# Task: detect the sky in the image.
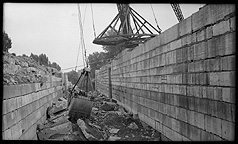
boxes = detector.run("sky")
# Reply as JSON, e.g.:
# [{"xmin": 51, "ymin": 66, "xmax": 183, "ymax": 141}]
[{"xmin": 3, "ymin": 3, "xmax": 205, "ymax": 72}]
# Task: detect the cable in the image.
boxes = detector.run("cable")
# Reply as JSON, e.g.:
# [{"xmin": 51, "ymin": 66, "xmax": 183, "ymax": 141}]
[
  {"xmin": 75, "ymin": 4, "xmax": 82, "ymax": 71},
  {"xmin": 61, "ymin": 57, "xmax": 113, "ymax": 71},
  {"xmin": 82, "ymin": 4, "xmax": 88, "ymax": 28},
  {"xmin": 70, "ymin": 4, "xmax": 94, "ymax": 94},
  {"xmin": 83, "ymin": 44, "xmax": 88, "ymax": 68},
  {"xmin": 80, "ymin": 5, "xmax": 88, "ymax": 68},
  {"xmin": 62, "ymin": 64, "xmax": 85, "ymax": 71},
  {"xmin": 150, "ymin": 4, "xmax": 162, "ymax": 33},
  {"xmin": 90, "ymin": 3, "xmax": 97, "ymax": 38},
  {"xmin": 75, "ymin": 44, "xmax": 81, "ymax": 71},
  {"xmin": 77, "ymin": 4, "xmax": 86, "ymax": 68}
]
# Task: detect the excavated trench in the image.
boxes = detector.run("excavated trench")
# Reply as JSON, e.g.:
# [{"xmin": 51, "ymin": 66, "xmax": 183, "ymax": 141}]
[{"xmin": 36, "ymin": 90, "xmax": 162, "ymax": 141}]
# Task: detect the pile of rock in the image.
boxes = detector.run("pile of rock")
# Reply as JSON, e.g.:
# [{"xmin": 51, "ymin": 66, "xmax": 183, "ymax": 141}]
[
  {"xmin": 37, "ymin": 91, "xmax": 162, "ymax": 141},
  {"xmin": 3, "ymin": 52, "xmax": 60, "ymax": 85}
]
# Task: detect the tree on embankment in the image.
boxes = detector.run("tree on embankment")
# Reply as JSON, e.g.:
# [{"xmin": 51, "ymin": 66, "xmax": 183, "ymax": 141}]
[{"xmin": 3, "ymin": 31, "xmax": 12, "ymax": 53}]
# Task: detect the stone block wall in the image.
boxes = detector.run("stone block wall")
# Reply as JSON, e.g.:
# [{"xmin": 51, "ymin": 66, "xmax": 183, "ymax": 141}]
[
  {"xmin": 95, "ymin": 4, "xmax": 235, "ymax": 141},
  {"xmin": 2, "ymin": 76, "xmax": 65, "ymax": 140},
  {"xmin": 95, "ymin": 64, "xmax": 111, "ymax": 97}
]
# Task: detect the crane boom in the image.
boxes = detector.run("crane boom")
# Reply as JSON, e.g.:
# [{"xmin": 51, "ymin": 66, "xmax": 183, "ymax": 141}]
[
  {"xmin": 117, "ymin": 4, "xmax": 132, "ymax": 35},
  {"xmin": 171, "ymin": 4, "xmax": 184, "ymax": 22}
]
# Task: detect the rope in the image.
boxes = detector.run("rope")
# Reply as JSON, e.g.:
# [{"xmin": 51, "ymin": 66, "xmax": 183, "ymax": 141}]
[
  {"xmin": 90, "ymin": 3, "xmax": 97, "ymax": 38},
  {"xmin": 150, "ymin": 4, "xmax": 162, "ymax": 32}
]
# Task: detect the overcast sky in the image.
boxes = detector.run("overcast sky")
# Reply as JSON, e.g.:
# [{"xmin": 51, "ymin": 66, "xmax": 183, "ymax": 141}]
[{"xmin": 3, "ymin": 3, "xmax": 205, "ymax": 72}]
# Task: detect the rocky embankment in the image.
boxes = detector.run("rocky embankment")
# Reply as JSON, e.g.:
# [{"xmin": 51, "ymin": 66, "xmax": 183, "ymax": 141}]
[{"xmin": 3, "ymin": 52, "xmax": 60, "ymax": 85}]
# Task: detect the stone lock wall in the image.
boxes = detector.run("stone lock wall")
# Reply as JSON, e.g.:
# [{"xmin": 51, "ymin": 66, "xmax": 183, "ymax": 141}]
[
  {"xmin": 95, "ymin": 64, "xmax": 111, "ymax": 97},
  {"xmin": 95, "ymin": 4, "xmax": 235, "ymax": 141},
  {"xmin": 2, "ymin": 75, "xmax": 67, "ymax": 140}
]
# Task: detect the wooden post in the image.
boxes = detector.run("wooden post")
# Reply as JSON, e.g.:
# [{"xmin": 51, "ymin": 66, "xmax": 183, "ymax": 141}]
[
  {"xmin": 95, "ymin": 70, "xmax": 98, "ymax": 91},
  {"xmin": 63, "ymin": 73, "xmax": 68, "ymax": 99},
  {"xmin": 108, "ymin": 66, "xmax": 112, "ymax": 100},
  {"xmin": 86, "ymin": 72, "xmax": 89, "ymax": 93},
  {"xmin": 61, "ymin": 72, "xmax": 64, "ymax": 87}
]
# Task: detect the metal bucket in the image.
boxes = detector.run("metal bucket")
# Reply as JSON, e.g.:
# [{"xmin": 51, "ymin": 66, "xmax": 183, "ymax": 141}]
[{"xmin": 68, "ymin": 96, "xmax": 93, "ymax": 123}]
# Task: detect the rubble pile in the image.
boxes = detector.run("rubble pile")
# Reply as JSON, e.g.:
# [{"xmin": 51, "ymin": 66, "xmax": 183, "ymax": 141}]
[
  {"xmin": 3, "ymin": 52, "xmax": 60, "ymax": 85},
  {"xmin": 36, "ymin": 90, "xmax": 162, "ymax": 141}
]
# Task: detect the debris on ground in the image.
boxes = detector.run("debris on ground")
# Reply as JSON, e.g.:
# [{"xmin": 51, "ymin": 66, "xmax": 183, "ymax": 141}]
[
  {"xmin": 47, "ymin": 97, "xmax": 68, "ymax": 117},
  {"xmin": 100, "ymin": 102, "xmax": 115, "ymax": 111},
  {"xmin": 109, "ymin": 128, "xmax": 120, "ymax": 134},
  {"xmin": 36, "ymin": 90, "xmax": 162, "ymax": 141},
  {"xmin": 127, "ymin": 122, "xmax": 139, "ymax": 129},
  {"xmin": 108, "ymin": 135, "xmax": 121, "ymax": 141}
]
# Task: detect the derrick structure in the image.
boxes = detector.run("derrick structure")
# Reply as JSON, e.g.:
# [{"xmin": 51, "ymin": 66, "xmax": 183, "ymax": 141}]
[{"xmin": 93, "ymin": 4, "xmax": 161, "ymax": 48}]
